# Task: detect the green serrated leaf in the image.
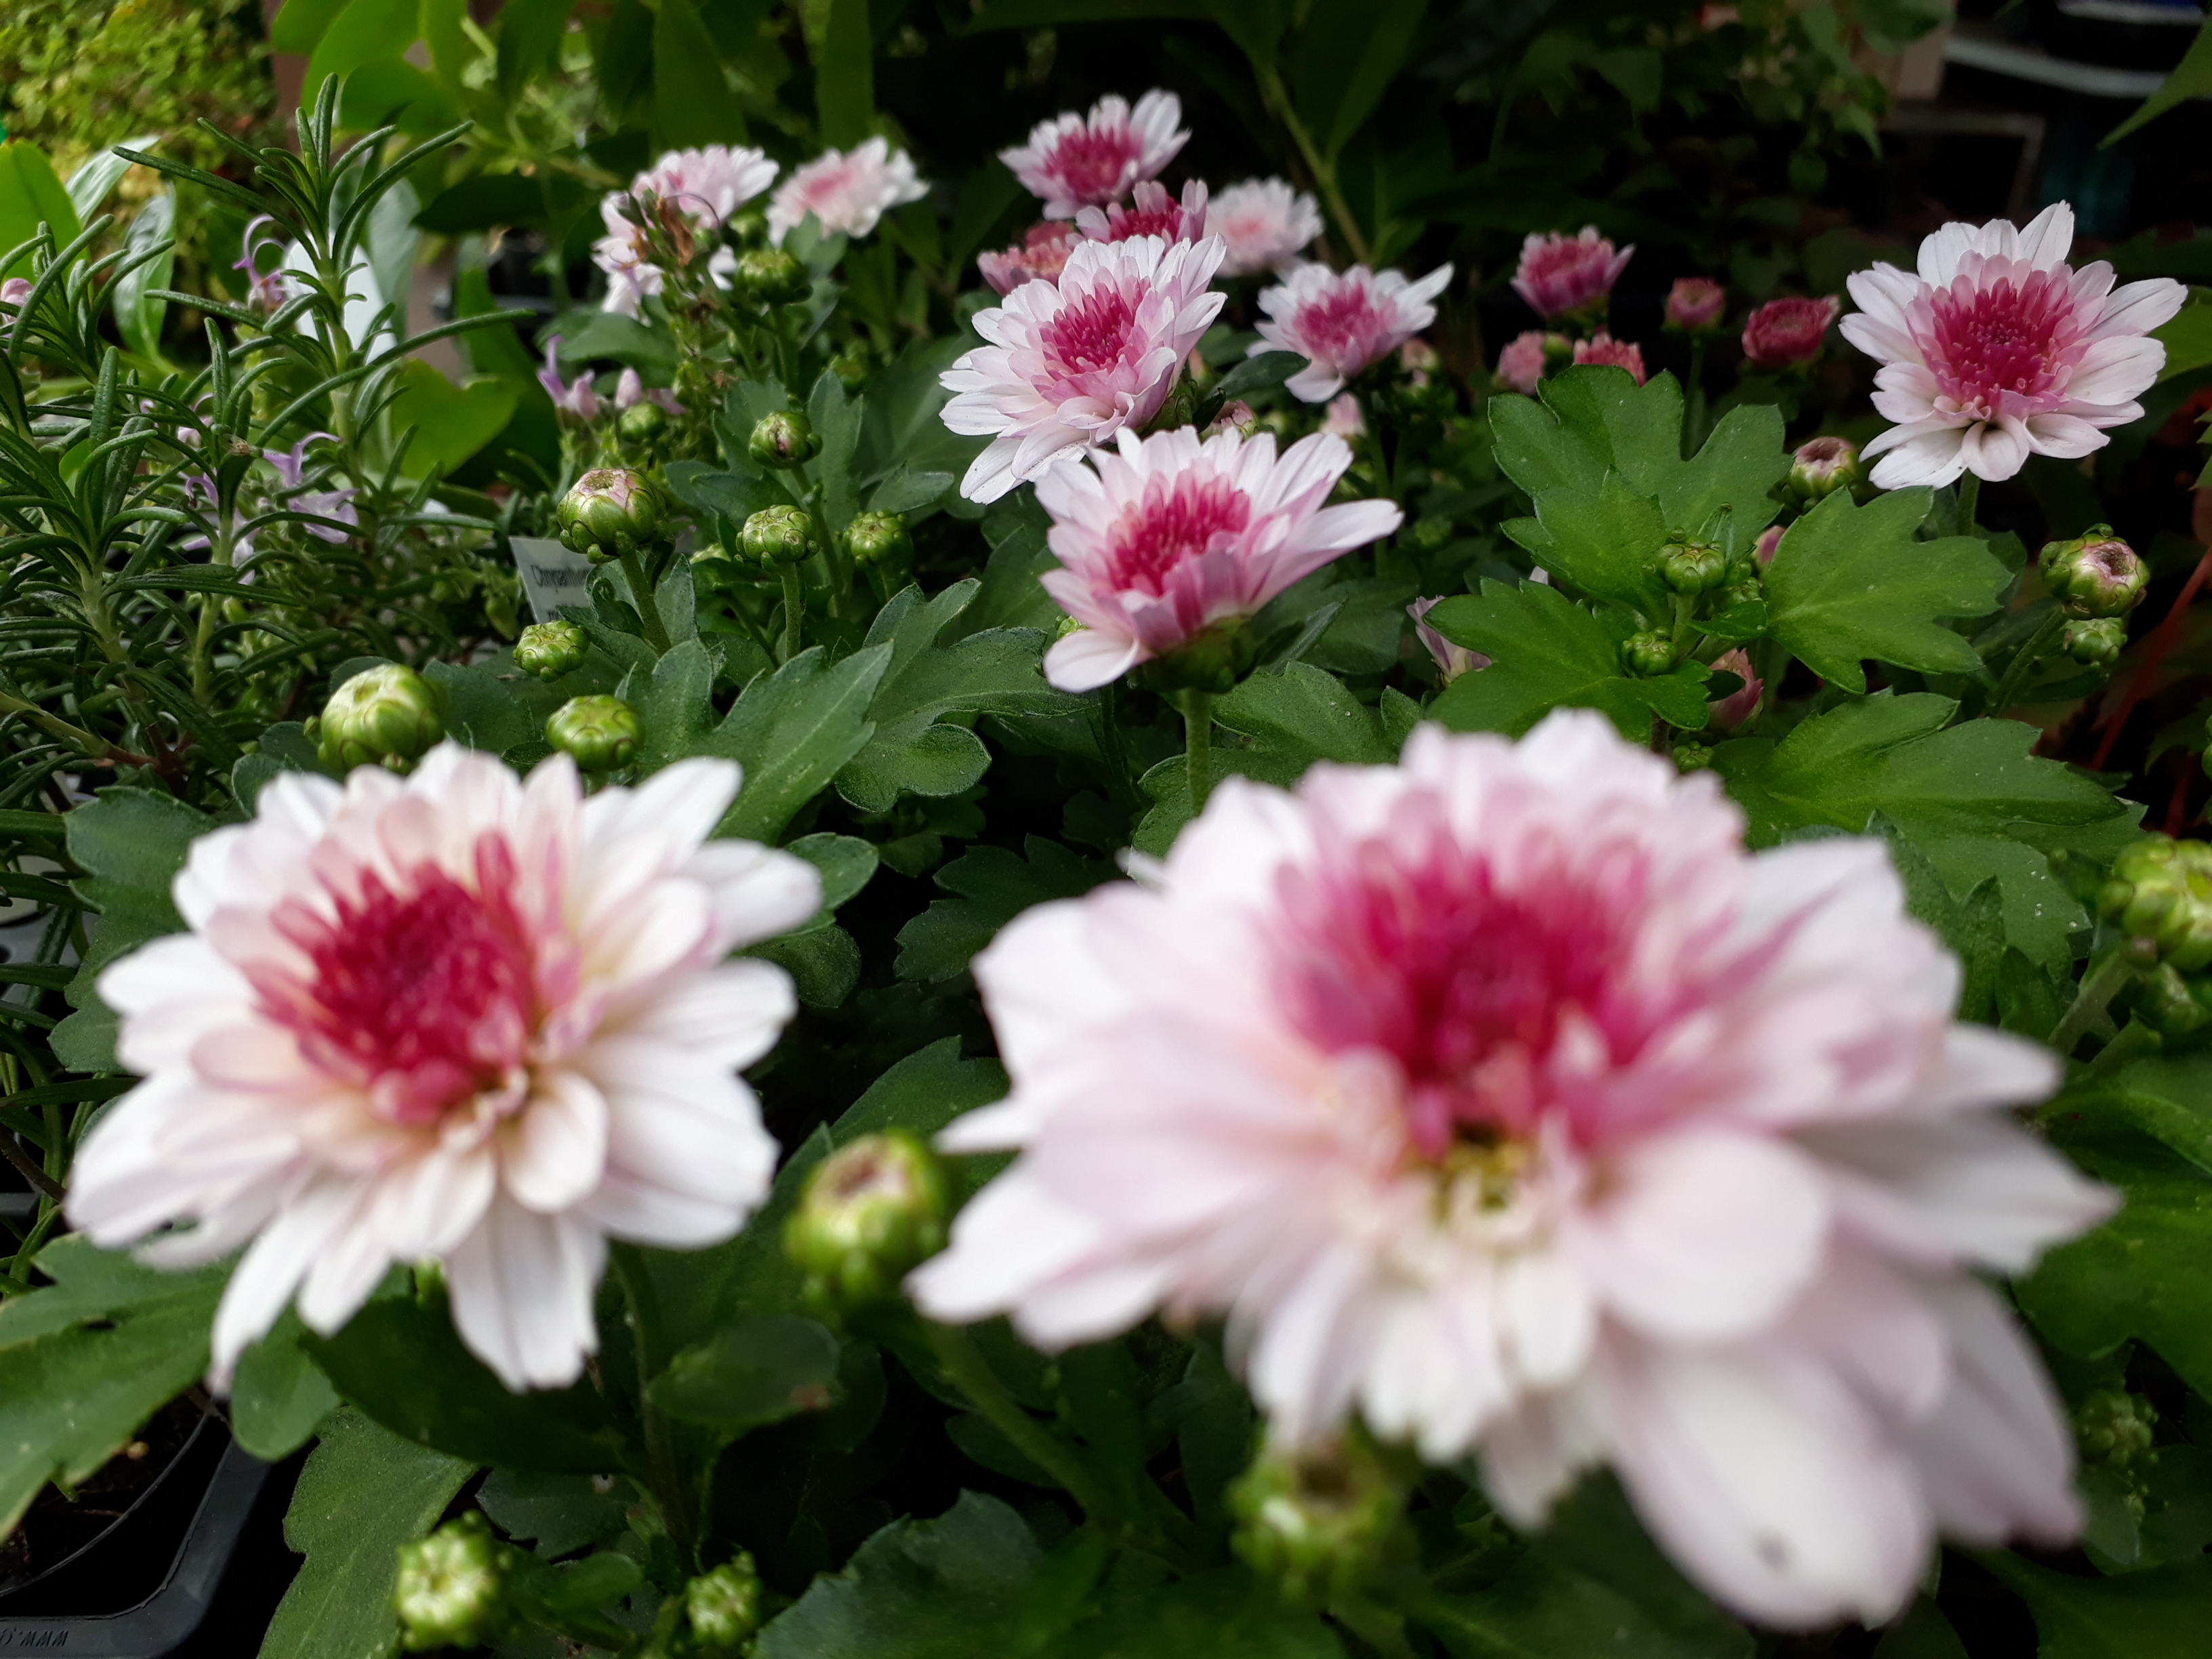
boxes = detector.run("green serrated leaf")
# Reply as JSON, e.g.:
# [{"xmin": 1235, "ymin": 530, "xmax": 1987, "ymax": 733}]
[
  {"xmin": 649, "ymin": 1313, "xmax": 842, "ymax": 1433},
  {"xmin": 1980, "ymin": 1551, "xmax": 2212, "ymax": 1658},
  {"xmin": 1765, "ymin": 489, "xmax": 2006, "ymax": 693},
  {"xmin": 1425, "ymin": 580, "xmax": 1668, "ymax": 740},
  {"xmin": 0, "ymin": 1236, "xmax": 226, "ymax": 1533},
  {"xmin": 895, "ymin": 838, "xmax": 1113, "ymax": 982},
  {"xmin": 713, "ymin": 644, "xmax": 890, "ymax": 844},
  {"xmin": 477, "ymin": 1469, "xmax": 629, "ymax": 1559},
  {"xmin": 424, "ymin": 658, "xmax": 533, "ymax": 753},
  {"xmin": 256, "ymin": 1407, "xmax": 474, "ymax": 1659},
  {"xmin": 752, "ymin": 922, "xmax": 863, "ymax": 1008},
  {"xmin": 232, "ymin": 1309, "xmax": 341, "ymax": 1461}
]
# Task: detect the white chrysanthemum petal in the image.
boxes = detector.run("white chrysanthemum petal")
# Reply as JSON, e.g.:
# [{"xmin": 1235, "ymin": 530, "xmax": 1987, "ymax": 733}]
[{"xmin": 66, "ymin": 741, "xmax": 801, "ymax": 1396}]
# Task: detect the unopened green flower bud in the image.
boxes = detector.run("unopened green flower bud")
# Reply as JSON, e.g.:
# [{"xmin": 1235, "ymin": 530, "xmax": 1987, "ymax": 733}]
[
  {"xmin": 617, "ymin": 399, "xmax": 669, "ymax": 447},
  {"xmin": 2127, "ymin": 960, "xmax": 2212, "ymax": 1038},
  {"xmin": 394, "ymin": 1512, "xmax": 509, "ymax": 1653},
  {"xmin": 2100, "ymin": 837, "xmax": 2212, "ymax": 970},
  {"xmin": 1132, "ymin": 620, "xmax": 1259, "ymax": 696},
  {"xmin": 682, "ymin": 1554, "xmax": 764, "ymax": 1656},
  {"xmin": 2041, "ymin": 527, "xmax": 2148, "ymax": 619},
  {"xmin": 1620, "ymin": 630, "xmax": 1675, "ymax": 677},
  {"xmin": 513, "ymin": 620, "xmax": 588, "ymax": 682},
  {"xmin": 785, "ymin": 1129, "xmax": 950, "ymax": 1312},
  {"xmin": 2075, "ymin": 1387, "xmax": 2158, "ymax": 1469},
  {"xmin": 842, "ymin": 510, "xmax": 912, "ymax": 568},
  {"xmin": 318, "ymin": 663, "xmax": 443, "ymax": 773},
  {"xmin": 734, "ymin": 247, "xmax": 809, "ymax": 306},
  {"xmin": 546, "ymin": 695, "xmax": 640, "ymax": 773},
  {"xmin": 1786, "ymin": 435, "xmax": 1862, "ymax": 502},
  {"xmin": 1673, "ymin": 741, "xmax": 1715, "ymax": 773},
  {"xmin": 1229, "ymin": 1434, "xmax": 1404, "ymax": 1606},
  {"xmin": 749, "ymin": 408, "xmax": 821, "ymax": 470},
  {"xmin": 830, "ymin": 346, "xmax": 872, "ymax": 392},
  {"xmin": 556, "ymin": 467, "xmax": 669, "ymax": 563},
  {"xmin": 743, "ymin": 504, "xmax": 818, "ymax": 567},
  {"xmin": 1658, "ymin": 538, "xmax": 1727, "ymax": 594},
  {"xmin": 1718, "ymin": 570, "xmax": 1765, "ymax": 613},
  {"xmin": 2063, "ymin": 617, "xmax": 2127, "ymax": 667}
]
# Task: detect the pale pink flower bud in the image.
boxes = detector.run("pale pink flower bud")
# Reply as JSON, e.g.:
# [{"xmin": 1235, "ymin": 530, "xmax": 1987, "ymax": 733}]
[
  {"xmin": 1742, "ymin": 295, "xmax": 1840, "ymax": 371},
  {"xmin": 0, "ymin": 277, "xmax": 32, "ymax": 306},
  {"xmin": 1755, "ymin": 524, "xmax": 1784, "ymax": 565},
  {"xmin": 1706, "ymin": 647, "xmax": 1763, "ymax": 728},
  {"xmin": 1408, "ymin": 596, "xmax": 1486, "ymax": 680},
  {"xmin": 1203, "ymin": 399, "xmax": 1259, "ymax": 439},
  {"xmin": 1496, "ymin": 330, "xmax": 1563, "ymax": 394},
  {"xmin": 1665, "ymin": 276, "xmax": 1727, "ymax": 333},
  {"xmin": 1322, "ymin": 394, "xmax": 1365, "ymax": 438},
  {"xmin": 1841, "ymin": 203, "xmax": 2187, "ymax": 488},
  {"xmin": 1512, "ymin": 226, "xmax": 1633, "ymax": 321},
  {"xmin": 1572, "ymin": 332, "xmax": 1647, "ymax": 384}
]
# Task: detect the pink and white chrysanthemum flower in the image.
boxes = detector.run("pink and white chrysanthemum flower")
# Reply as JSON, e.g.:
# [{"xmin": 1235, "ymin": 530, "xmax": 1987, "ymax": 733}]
[
  {"xmin": 1252, "ymin": 262, "xmax": 1454, "ymax": 403},
  {"xmin": 767, "ymin": 137, "xmax": 928, "ymax": 246},
  {"xmin": 912, "ymin": 713, "xmax": 2113, "ymax": 1629},
  {"xmin": 1029, "ymin": 426, "xmax": 1401, "ymax": 691},
  {"xmin": 1513, "ymin": 226, "xmax": 1634, "ymax": 321},
  {"xmin": 66, "ymin": 747, "xmax": 818, "ymax": 1393},
  {"xmin": 939, "ymin": 234, "xmax": 1227, "ymax": 504},
  {"xmin": 1840, "ymin": 203, "xmax": 2186, "ymax": 489},
  {"xmin": 594, "ymin": 146, "xmax": 779, "ymax": 316},
  {"xmin": 1076, "ymin": 179, "xmax": 1209, "ymax": 247},
  {"xmin": 978, "ymin": 222, "xmax": 1081, "ymax": 296},
  {"xmin": 1210, "ymin": 178, "xmax": 1324, "ymax": 278},
  {"xmin": 1001, "ymin": 89, "xmax": 1189, "ymax": 218}
]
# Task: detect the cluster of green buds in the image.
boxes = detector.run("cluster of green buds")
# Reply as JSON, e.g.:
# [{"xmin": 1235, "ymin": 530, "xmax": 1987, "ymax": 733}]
[
  {"xmin": 514, "ymin": 619, "xmax": 588, "ymax": 682},
  {"xmin": 733, "ymin": 247, "xmax": 810, "ymax": 308},
  {"xmin": 2076, "ymin": 1386, "xmax": 2158, "ymax": 1469},
  {"xmin": 2042, "ymin": 527, "xmax": 2147, "ymax": 621},
  {"xmin": 742, "ymin": 505, "xmax": 819, "ymax": 567},
  {"xmin": 2063, "ymin": 617, "xmax": 2127, "ymax": 668},
  {"xmin": 316, "ymin": 663, "xmax": 443, "ymax": 773},
  {"xmin": 1619, "ymin": 629, "xmax": 1676, "ymax": 678},
  {"xmin": 394, "ymin": 1512, "xmax": 513, "ymax": 1653},
  {"xmin": 1785, "ymin": 435, "xmax": 1862, "ymax": 504},
  {"xmin": 842, "ymin": 510, "xmax": 913, "ymax": 571},
  {"xmin": 785, "ymin": 1130, "xmax": 951, "ymax": 1314},
  {"xmin": 681, "ymin": 1555, "xmax": 765, "ymax": 1656},
  {"xmin": 556, "ymin": 468, "xmax": 670, "ymax": 563},
  {"xmin": 749, "ymin": 409, "xmax": 821, "ymax": 470},
  {"xmin": 547, "ymin": 695, "xmax": 640, "ymax": 773},
  {"xmin": 2099, "ymin": 836, "xmax": 2212, "ymax": 970},
  {"xmin": 1229, "ymin": 1433, "xmax": 1406, "ymax": 1606},
  {"xmin": 1657, "ymin": 535, "xmax": 1727, "ymax": 596}
]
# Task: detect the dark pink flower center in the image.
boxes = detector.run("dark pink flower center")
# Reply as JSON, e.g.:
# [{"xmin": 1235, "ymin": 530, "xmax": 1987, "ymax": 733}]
[
  {"xmin": 1294, "ymin": 286, "xmax": 1389, "ymax": 370},
  {"xmin": 1104, "ymin": 476, "xmax": 1252, "ymax": 595},
  {"xmin": 1275, "ymin": 832, "xmax": 1641, "ymax": 1158},
  {"xmin": 1042, "ymin": 285, "xmax": 1139, "ymax": 377},
  {"xmin": 270, "ymin": 844, "xmax": 536, "ymax": 1124},
  {"xmin": 1046, "ymin": 128, "xmax": 1141, "ymax": 204},
  {"xmin": 1925, "ymin": 269, "xmax": 2081, "ymax": 411}
]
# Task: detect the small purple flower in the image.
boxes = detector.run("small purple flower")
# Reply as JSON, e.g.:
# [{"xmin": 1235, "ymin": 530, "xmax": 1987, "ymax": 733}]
[
  {"xmin": 615, "ymin": 368, "xmax": 684, "ymax": 415},
  {"xmin": 539, "ymin": 335, "xmax": 602, "ymax": 422},
  {"xmin": 234, "ymin": 216, "xmax": 291, "ymax": 313},
  {"xmin": 1408, "ymin": 596, "xmax": 1488, "ymax": 682}
]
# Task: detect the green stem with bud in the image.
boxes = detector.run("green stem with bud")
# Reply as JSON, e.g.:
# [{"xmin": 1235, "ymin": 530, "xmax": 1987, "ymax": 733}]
[
  {"xmin": 926, "ymin": 1319, "xmax": 1113, "ymax": 1518},
  {"xmin": 1183, "ymin": 692, "xmax": 1216, "ymax": 820},
  {"xmin": 618, "ymin": 548, "xmax": 672, "ymax": 655},
  {"xmin": 779, "ymin": 566, "xmax": 806, "ymax": 663},
  {"xmin": 2051, "ymin": 946, "xmax": 2141, "ymax": 1059},
  {"xmin": 1984, "ymin": 607, "xmax": 2066, "ymax": 718}
]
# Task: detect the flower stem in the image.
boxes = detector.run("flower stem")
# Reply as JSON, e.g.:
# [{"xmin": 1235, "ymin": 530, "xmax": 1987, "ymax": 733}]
[
  {"xmin": 1183, "ymin": 692, "xmax": 1216, "ymax": 819},
  {"xmin": 1956, "ymin": 472, "xmax": 1982, "ymax": 535},
  {"xmin": 1252, "ymin": 63, "xmax": 1371, "ymax": 265},
  {"xmin": 779, "ymin": 565, "xmax": 806, "ymax": 663},
  {"xmin": 2051, "ymin": 947, "xmax": 2139, "ymax": 1059},
  {"xmin": 1984, "ymin": 607, "xmax": 2066, "ymax": 718},
  {"xmin": 1683, "ymin": 338, "xmax": 1709, "ymax": 458},
  {"xmin": 609, "ymin": 1244, "xmax": 697, "ymax": 1568},
  {"xmin": 926, "ymin": 1319, "xmax": 1113, "ymax": 1519},
  {"xmin": 618, "ymin": 548, "xmax": 672, "ymax": 655}
]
